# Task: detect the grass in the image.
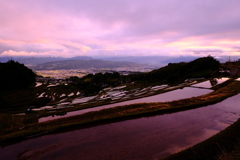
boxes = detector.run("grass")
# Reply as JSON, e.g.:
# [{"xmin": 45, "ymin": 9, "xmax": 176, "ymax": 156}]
[{"xmin": 1, "ymin": 80, "xmax": 240, "ymax": 146}]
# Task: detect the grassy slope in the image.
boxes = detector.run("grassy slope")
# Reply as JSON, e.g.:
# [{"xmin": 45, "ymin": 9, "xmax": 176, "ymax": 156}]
[{"xmin": 1, "ymin": 80, "xmax": 240, "ymax": 147}]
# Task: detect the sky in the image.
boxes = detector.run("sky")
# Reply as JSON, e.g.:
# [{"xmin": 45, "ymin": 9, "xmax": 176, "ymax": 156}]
[{"xmin": 0, "ymin": 0, "xmax": 240, "ymax": 58}]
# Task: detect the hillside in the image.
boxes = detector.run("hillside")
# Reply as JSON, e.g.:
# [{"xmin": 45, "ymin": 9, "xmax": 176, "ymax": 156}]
[
  {"xmin": 128, "ymin": 56, "xmax": 221, "ymax": 83},
  {"xmin": 0, "ymin": 60, "xmax": 36, "ymax": 91},
  {"xmin": 32, "ymin": 59, "xmax": 145, "ymax": 70}
]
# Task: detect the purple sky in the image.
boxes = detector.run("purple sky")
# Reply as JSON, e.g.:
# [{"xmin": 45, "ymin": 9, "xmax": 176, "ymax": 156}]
[{"xmin": 0, "ymin": 0, "xmax": 240, "ymax": 57}]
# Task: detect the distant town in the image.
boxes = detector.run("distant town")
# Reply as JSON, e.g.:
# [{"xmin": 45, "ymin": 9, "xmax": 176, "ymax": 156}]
[{"xmin": 36, "ymin": 67, "xmax": 157, "ymax": 79}]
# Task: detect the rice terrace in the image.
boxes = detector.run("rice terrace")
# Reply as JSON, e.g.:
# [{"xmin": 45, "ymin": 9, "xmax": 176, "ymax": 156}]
[
  {"xmin": 1, "ymin": 56, "xmax": 240, "ymax": 160},
  {"xmin": 1, "ymin": 1, "xmax": 240, "ymax": 159}
]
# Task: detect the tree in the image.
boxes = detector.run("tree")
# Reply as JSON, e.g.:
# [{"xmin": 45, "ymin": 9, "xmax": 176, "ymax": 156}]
[{"xmin": 0, "ymin": 60, "xmax": 36, "ymax": 91}]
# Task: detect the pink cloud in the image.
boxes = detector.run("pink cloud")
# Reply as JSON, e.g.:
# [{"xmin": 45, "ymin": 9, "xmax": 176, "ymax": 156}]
[{"xmin": 1, "ymin": 0, "xmax": 240, "ymax": 57}]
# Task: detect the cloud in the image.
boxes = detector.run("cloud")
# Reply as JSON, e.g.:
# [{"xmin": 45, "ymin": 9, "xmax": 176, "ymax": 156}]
[
  {"xmin": 230, "ymin": 46, "xmax": 240, "ymax": 53},
  {"xmin": 0, "ymin": 42, "xmax": 57, "ymax": 53},
  {"xmin": 61, "ymin": 42, "xmax": 92, "ymax": 53},
  {"xmin": 0, "ymin": 49, "xmax": 81, "ymax": 58},
  {"xmin": 0, "ymin": 0, "xmax": 240, "ymax": 57},
  {"xmin": 1, "ymin": 50, "xmax": 51, "ymax": 57}
]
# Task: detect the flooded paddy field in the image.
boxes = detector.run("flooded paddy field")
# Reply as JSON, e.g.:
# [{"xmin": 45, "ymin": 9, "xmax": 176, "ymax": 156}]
[
  {"xmin": 36, "ymin": 78, "xmax": 232, "ymax": 122},
  {"xmin": 34, "ymin": 78, "xmax": 228, "ymax": 113},
  {"xmin": 2, "ymin": 94, "xmax": 240, "ymax": 160},
  {"xmin": 39, "ymin": 87, "xmax": 212, "ymax": 122},
  {"xmin": 14, "ymin": 78, "xmax": 230, "ymax": 122},
  {"xmin": 191, "ymin": 77, "xmax": 229, "ymax": 88}
]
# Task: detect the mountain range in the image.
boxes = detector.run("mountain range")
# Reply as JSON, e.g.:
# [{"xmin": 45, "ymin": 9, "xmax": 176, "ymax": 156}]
[
  {"xmin": 1, "ymin": 55, "xmax": 239, "ymax": 70},
  {"xmin": 31, "ymin": 59, "xmax": 145, "ymax": 70}
]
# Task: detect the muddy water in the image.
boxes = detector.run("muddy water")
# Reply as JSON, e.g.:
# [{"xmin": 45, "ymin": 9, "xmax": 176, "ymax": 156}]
[
  {"xmin": 1, "ymin": 94, "xmax": 240, "ymax": 160},
  {"xmin": 39, "ymin": 87, "xmax": 211, "ymax": 122}
]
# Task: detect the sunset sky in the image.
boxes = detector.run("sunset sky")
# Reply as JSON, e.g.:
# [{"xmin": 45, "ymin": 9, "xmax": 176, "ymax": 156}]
[{"xmin": 1, "ymin": 0, "xmax": 240, "ymax": 58}]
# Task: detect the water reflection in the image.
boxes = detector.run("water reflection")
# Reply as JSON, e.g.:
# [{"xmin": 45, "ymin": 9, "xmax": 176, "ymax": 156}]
[
  {"xmin": 192, "ymin": 77, "xmax": 229, "ymax": 88},
  {"xmin": 39, "ymin": 87, "xmax": 212, "ymax": 122},
  {"xmin": 2, "ymin": 94, "xmax": 240, "ymax": 160}
]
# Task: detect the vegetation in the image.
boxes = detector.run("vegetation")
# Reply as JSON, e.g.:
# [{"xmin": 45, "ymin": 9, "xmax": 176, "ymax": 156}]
[
  {"xmin": 221, "ymin": 60, "xmax": 240, "ymax": 78},
  {"xmin": 0, "ymin": 82, "xmax": 85, "ymax": 110},
  {"xmin": 68, "ymin": 72, "xmax": 127, "ymax": 95},
  {"xmin": 0, "ymin": 85, "xmax": 50, "ymax": 110},
  {"xmin": 66, "ymin": 56, "xmax": 220, "ymax": 95},
  {"xmin": 0, "ymin": 60, "xmax": 36, "ymax": 91},
  {"xmin": 128, "ymin": 56, "xmax": 220, "ymax": 84}
]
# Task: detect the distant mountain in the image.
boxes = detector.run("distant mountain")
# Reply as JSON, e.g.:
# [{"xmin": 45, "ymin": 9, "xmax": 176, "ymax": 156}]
[
  {"xmin": 0, "ymin": 56, "xmax": 94, "ymax": 65},
  {"xmin": 96, "ymin": 56, "xmax": 175, "ymax": 67},
  {"xmin": 96, "ymin": 55, "xmax": 240, "ymax": 66},
  {"xmin": 95, "ymin": 56, "xmax": 212, "ymax": 66},
  {"xmin": 0, "ymin": 56, "xmax": 14, "ymax": 62},
  {"xmin": 18, "ymin": 57, "xmax": 68, "ymax": 65},
  {"xmin": 1, "ymin": 55, "xmax": 238, "ymax": 67},
  {"xmin": 70, "ymin": 56, "xmax": 93, "ymax": 60},
  {"xmin": 162, "ymin": 56, "xmax": 198, "ymax": 64},
  {"xmin": 0, "ymin": 56, "xmax": 67, "ymax": 65},
  {"xmin": 32, "ymin": 59, "xmax": 145, "ymax": 70}
]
